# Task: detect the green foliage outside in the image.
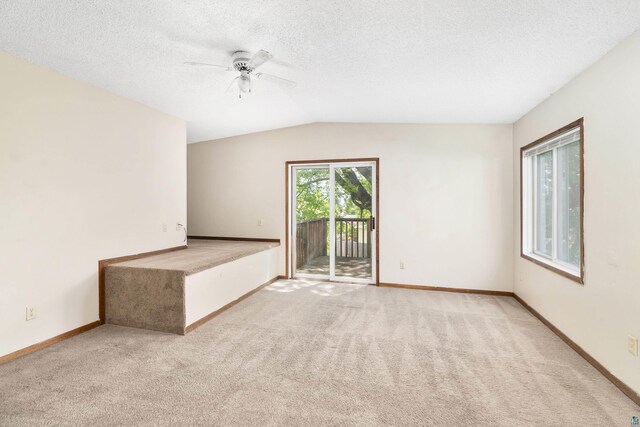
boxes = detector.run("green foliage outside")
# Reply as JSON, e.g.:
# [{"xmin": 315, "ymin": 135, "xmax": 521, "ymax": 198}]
[{"xmin": 296, "ymin": 167, "xmax": 372, "ymax": 221}]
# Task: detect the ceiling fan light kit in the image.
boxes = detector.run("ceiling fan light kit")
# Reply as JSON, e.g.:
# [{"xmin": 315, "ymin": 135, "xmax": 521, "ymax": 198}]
[{"xmin": 185, "ymin": 49, "xmax": 296, "ymax": 98}]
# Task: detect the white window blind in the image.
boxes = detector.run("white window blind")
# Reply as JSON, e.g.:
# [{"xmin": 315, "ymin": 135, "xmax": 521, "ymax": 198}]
[{"xmin": 523, "ymin": 127, "xmax": 580, "ymax": 158}]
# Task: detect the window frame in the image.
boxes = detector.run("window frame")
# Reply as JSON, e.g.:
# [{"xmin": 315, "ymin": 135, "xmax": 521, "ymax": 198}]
[{"xmin": 520, "ymin": 118, "xmax": 585, "ymax": 284}]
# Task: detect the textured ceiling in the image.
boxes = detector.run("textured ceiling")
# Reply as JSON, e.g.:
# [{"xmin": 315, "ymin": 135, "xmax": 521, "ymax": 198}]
[{"xmin": 2, "ymin": 1, "xmax": 640, "ymax": 142}]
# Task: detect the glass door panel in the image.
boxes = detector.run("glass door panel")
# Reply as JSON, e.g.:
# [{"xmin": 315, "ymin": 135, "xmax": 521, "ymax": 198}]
[
  {"xmin": 293, "ymin": 166, "xmax": 330, "ymax": 279},
  {"xmin": 330, "ymin": 164, "xmax": 375, "ymax": 283}
]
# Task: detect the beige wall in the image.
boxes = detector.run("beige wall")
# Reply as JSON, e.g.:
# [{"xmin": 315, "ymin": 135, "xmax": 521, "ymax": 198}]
[
  {"xmin": 188, "ymin": 123, "xmax": 514, "ymax": 291},
  {"xmin": 513, "ymin": 31, "xmax": 640, "ymax": 394},
  {"xmin": 0, "ymin": 53, "xmax": 187, "ymax": 357}
]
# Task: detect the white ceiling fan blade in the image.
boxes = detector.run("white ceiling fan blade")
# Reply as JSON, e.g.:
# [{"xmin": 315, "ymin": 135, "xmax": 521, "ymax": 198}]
[
  {"xmin": 255, "ymin": 72, "xmax": 297, "ymax": 88},
  {"xmin": 247, "ymin": 50, "xmax": 273, "ymax": 69},
  {"xmin": 184, "ymin": 61, "xmax": 233, "ymax": 71}
]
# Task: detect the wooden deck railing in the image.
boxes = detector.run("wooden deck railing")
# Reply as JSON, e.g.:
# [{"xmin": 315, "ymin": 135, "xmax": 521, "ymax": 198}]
[
  {"xmin": 296, "ymin": 217, "xmax": 371, "ymax": 268},
  {"xmin": 335, "ymin": 218, "xmax": 371, "ymax": 258}
]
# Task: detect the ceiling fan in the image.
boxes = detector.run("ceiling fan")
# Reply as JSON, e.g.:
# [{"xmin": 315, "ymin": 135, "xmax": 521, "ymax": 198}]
[{"xmin": 185, "ymin": 50, "xmax": 296, "ymax": 98}]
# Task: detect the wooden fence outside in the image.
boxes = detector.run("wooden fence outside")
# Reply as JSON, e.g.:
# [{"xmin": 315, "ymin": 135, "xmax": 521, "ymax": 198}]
[
  {"xmin": 296, "ymin": 217, "xmax": 371, "ymax": 268},
  {"xmin": 296, "ymin": 218, "xmax": 328, "ymax": 268}
]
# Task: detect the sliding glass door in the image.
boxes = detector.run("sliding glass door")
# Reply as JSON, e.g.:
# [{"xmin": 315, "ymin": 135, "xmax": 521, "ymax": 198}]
[
  {"xmin": 330, "ymin": 164, "xmax": 375, "ymax": 282},
  {"xmin": 293, "ymin": 165, "xmax": 331, "ymax": 279},
  {"xmin": 291, "ymin": 161, "xmax": 376, "ymax": 284}
]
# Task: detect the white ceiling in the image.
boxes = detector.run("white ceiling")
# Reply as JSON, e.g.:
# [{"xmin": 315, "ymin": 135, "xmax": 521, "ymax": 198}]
[{"xmin": 2, "ymin": 1, "xmax": 640, "ymax": 143}]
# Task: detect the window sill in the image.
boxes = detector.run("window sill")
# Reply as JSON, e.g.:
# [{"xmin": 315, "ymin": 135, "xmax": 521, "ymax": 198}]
[{"xmin": 521, "ymin": 252, "xmax": 583, "ymax": 285}]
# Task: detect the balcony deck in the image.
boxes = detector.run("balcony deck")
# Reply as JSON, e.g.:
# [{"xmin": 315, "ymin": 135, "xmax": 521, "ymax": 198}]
[{"xmin": 296, "ymin": 256, "xmax": 372, "ymax": 279}]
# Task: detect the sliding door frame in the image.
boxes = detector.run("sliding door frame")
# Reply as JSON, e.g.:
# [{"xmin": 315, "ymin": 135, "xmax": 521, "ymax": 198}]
[
  {"xmin": 290, "ymin": 164, "xmax": 332, "ymax": 281},
  {"xmin": 285, "ymin": 157, "xmax": 380, "ymax": 285}
]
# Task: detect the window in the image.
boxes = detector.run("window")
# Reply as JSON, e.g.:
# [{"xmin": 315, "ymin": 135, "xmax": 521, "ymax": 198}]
[{"xmin": 521, "ymin": 119, "xmax": 584, "ymax": 283}]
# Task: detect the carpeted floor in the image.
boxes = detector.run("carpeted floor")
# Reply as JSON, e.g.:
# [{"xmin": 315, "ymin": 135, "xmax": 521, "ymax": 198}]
[
  {"xmin": 1, "ymin": 280, "xmax": 637, "ymax": 425},
  {"xmin": 112, "ymin": 239, "xmax": 280, "ymax": 275}
]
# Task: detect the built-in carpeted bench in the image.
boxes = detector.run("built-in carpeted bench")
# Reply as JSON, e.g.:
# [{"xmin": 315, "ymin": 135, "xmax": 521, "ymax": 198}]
[{"xmin": 105, "ymin": 239, "xmax": 280, "ymax": 334}]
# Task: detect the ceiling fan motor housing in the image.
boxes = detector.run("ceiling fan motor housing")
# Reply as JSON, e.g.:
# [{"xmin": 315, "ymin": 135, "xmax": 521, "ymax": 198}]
[{"xmin": 232, "ymin": 51, "xmax": 252, "ymax": 72}]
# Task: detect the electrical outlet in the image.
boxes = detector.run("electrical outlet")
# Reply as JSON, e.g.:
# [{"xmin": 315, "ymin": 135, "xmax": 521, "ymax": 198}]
[
  {"xmin": 26, "ymin": 307, "xmax": 36, "ymax": 321},
  {"xmin": 628, "ymin": 335, "xmax": 638, "ymax": 356},
  {"xmin": 400, "ymin": 261, "xmax": 405, "ymax": 270},
  {"xmin": 176, "ymin": 222, "xmax": 182, "ymax": 231},
  {"xmin": 162, "ymin": 223, "xmax": 167, "ymax": 232},
  {"xmin": 258, "ymin": 219, "xmax": 263, "ymax": 227}
]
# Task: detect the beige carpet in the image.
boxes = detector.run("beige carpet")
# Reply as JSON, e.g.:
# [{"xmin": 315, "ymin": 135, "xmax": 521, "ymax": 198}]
[
  {"xmin": 0, "ymin": 280, "xmax": 637, "ymax": 425},
  {"xmin": 105, "ymin": 239, "xmax": 280, "ymax": 334},
  {"xmin": 112, "ymin": 239, "xmax": 280, "ymax": 275}
]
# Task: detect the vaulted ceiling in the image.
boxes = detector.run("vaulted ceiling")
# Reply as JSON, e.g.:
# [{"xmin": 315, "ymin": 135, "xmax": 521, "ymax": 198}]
[{"xmin": 2, "ymin": 1, "xmax": 640, "ymax": 142}]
